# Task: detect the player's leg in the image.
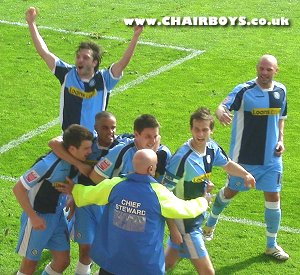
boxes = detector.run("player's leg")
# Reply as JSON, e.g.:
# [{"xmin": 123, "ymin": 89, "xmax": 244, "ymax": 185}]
[
  {"xmin": 43, "ymin": 212, "xmax": 70, "ymax": 274},
  {"xmin": 164, "ymin": 241, "xmax": 180, "ymax": 271},
  {"xmin": 41, "ymin": 250, "xmax": 70, "ymax": 274},
  {"xmin": 264, "ymin": 191, "xmax": 289, "ymax": 260},
  {"xmin": 204, "ymin": 186, "xmax": 238, "ymax": 240},
  {"xmin": 74, "ymin": 205, "xmax": 102, "ymax": 274},
  {"xmin": 17, "ymin": 257, "xmax": 38, "ymax": 275},
  {"xmin": 183, "ymin": 230, "xmax": 214, "ymax": 274},
  {"xmin": 191, "ymin": 256, "xmax": 215, "ymax": 275}
]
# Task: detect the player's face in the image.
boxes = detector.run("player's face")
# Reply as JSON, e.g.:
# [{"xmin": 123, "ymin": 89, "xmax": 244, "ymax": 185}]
[
  {"xmin": 256, "ymin": 59, "xmax": 277, "ymax": 88},
  {"xmin": 70, "ymin": 140, "xmax": 93, "ymax": 161},
  {"xmin": 94, "ymin": 117, "xmax": 116, "ymax": 147},
  {"xmin": 190, "ymin": 119, "xmax": 212, "ymax": 152},
  {"xmin": 75, "ymin": 49, "xmax": 97, "ymax": 79},
  {"xmin": 134, "ymin": 127, "xmax": 160, "ymax": 151}
]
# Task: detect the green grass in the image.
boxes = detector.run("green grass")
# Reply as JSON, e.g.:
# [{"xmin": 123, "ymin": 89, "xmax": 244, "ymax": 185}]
[{"xmin": 1, "ymin": 1, "xmax": 300, "ymax": 274}]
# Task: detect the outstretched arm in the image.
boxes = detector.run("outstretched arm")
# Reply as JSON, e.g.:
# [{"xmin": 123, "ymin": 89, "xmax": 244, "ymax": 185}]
[
  {"xmin": 110, "ymin": 25, "xmax": 143, "ymax": 78},
  {"xmin": 223, "ymin": 160, "xmax": 256, "ymax": 188},
  {"xmin": 48, "ymin": 136, "xmax": 92, "ymax": 176},
  {"xmin": 25, "ymin": 7, "xmax": 56, "ymax": 70}
]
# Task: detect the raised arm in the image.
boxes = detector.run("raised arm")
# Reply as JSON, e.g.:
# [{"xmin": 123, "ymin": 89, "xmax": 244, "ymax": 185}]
[
  {"xmin": 25, "ymin": 7, "xmax": 56, "ymax": 70},
  {"xmin": 110, "ymin": 25, "xmax": 143, "ymax": 78}
]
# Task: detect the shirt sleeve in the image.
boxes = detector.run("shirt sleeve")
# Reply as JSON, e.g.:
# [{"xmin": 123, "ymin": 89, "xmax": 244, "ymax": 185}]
[
  {"xmin": 151, "ymin": 183, "xmax": 208, "ymax": 219},
  {"xmin": 72, "ymin": 177, "xmax": 124, "ymax": 207}
]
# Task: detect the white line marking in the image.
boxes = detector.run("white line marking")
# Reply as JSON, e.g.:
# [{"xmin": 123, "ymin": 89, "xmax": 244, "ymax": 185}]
[
  {"xmin": 220, "ymin": 215, "xmax": 300, "ymax": 234},
  {"xmin": 0, "ymin": 20, "xmax": 205, "ymax": 156},
  {"xmin": 0, "ymin": 20, "xmax": 198, "ymax": 52},
  {"xmin": 0, "ymin": 118, "xmax": 59, "ymax": 154},
  {"xmin": 111, "ymin": 50, "xmax": 204, "ymax": 95}
]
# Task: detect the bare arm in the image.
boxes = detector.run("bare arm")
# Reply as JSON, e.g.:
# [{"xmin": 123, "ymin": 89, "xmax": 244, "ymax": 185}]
[
  {"xmin": 25, "ymin": 7, "xmax": 56, "ymax": 70},
  {"xmin": 110, "ymin": 25, "xmax": 143, "ymax": 78},
  {"xmin": 275, "ymin": 119, "xmax": 285, "ymax": 156},
  {"xmin": 12, "ymin": 180, "xmax": 46, "ymax": 230},
  {"xmin": 215, "ymin": 104, "xmax": 233, "ymax": 126},
  {"xmin": 89, "ymin": 169, "xmax": 106, "ymax": 185},
  {"xmin": 223, "ymin": 160, "xmax": 256, "ymax": 188},
  {"xmin": 48, "ymin": 137, "xmax": 92, "ymax": 176}
]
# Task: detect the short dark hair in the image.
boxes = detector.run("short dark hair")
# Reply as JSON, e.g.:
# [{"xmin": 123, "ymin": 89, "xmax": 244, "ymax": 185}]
[
  {"xmin": 63, "ymin": 124, "xmax": 93, "ymax": 149},
  {"xmin": 76, "ymin": 42, "xmax": 103, "ymax": 71},
  {"xmin": 190, "ymin": 107, "xmax": 214, "ymax": 130},
  {"xmin": 133, "ymin": 114, "xmax": 160, "ymax": 134},
  {"xmin": 95, "ymin": 111, "xmax": 116, "ymax": 122}
]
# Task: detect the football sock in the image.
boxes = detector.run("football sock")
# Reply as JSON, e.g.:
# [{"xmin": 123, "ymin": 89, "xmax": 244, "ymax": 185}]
[
  {"xmin": 16, "ymin": 272, "xmax": 27, "ymax": 275},
  {"xmin": 265, "ymin": 201, "xmax": 281, "ymax": 248},
  {"xmin": 75, "ymin": 261, "xmax": 92, "ymax": 275},
  {"xmin": 41, "ymin": 263, "xmax": 62, "ymax": 275},
  {"xmin": 206, "ymin": 187, "xmax": 231, "ymax": 227}
]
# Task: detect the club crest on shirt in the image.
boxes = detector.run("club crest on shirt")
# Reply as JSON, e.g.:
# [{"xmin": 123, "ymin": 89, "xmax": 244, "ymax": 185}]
[
  {"xmin": 206, "ymin": 155, "xmax": 211, "ymax": 164},
  {"xmin": 273, "ymin": 91, "xmax": 280, "ymax": 100},
  {"xmin": 97, "ymin": 159, "xmax": 112, "ymax": 171},
  {"xmin": 25, "ymin": 170, "xmax": 40, "ymax": 183},
  {"xmin": 89, "ymin": 79, "xmax": 96, "ymax": 87}
]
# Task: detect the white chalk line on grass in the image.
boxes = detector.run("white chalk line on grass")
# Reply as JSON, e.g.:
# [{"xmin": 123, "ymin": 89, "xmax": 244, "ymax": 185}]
[
  {"xmin": 0, "ymin": 20, "xmax": 205, "ymax": 157},
  {"xmin": 112, "ymin": 50, "xmax": 204, "ymax": 95},
  {"xmin": 0, "ymin": 118, "xmax": 59, "ymax": 155},
  {"xmin": 0, "ymin": 48, "xmax": 204, "ymax": 156},
  {"xmin": 0, "ymin": 20, "xmax": 197, "ymax": 52},
  {"xmin": 219, "ymin": 216, "xmax": 300, "ymax": 234}
]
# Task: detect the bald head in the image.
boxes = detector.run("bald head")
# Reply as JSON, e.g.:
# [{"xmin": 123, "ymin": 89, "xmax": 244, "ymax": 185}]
[
  {"xmin": 257, "ymin": 54, "xmax": 278, "ymax": 69},
  {"xmin": 133, "ymin": 149, "xmax": 158, "ymax": 176},
  {"xmin": 256, "ymin": 54, "xmax": 278, "ymax": 89}
]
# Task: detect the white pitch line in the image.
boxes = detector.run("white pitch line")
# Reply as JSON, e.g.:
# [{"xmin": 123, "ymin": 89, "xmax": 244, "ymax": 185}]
[
  {"xmin": 112, "ymin": 50, "xmax": 204, "ymax": 95},
  {"xmin": 0, "ymin": 118, "xmax": 59, "ymax": 154},
  {"xmin": 0, "ymin": 20, "xmax": 197, "ymax": 52},
  {"xmin": 220, "ymin": 215, "xmax": 300, "ymax": 234}
]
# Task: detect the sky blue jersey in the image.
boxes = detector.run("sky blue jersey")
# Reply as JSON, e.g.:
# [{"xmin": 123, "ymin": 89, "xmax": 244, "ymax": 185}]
[
  {"xmin": 222, "ymin": 79, "xmax": 287, "ymax": 166},
  {"xmin": 162, "ymin": 138, "xmax": 228, "ymax": 233},
  {"xmin": 54, "ymin": 59, "xmax": 121, "ymax": 133},
  {"xmin": 94, "ymin": 139, "xmax": 171, "ymax": 182}
]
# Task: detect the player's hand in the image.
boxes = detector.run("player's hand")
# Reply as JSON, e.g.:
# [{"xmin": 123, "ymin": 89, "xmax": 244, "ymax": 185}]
[
  {"xmin": 274, "ymin": 141, "xmax": 285, "ymax": 157},
  {"xmin": 65, "ymin": 196, "xmax": 75, "ymax": 221},
  {"xmin": 152, "ymin": 135, "xmax": 161, "ymax": 152},
  {"xmin": 30, "ymin": 214, "xmax": 46, "ymax": 230},
  {"xmin": 25, "ymin": 7, "xmax": 37, "ymax": 24},
  {"xmin": 170, "ymin": 227, "xmax": 183, "ymax": 245},
  {"xmin": 243, "ymin": 173, "xmax": 256, "ymax": 189},
  {"xmin": 216, "ymin": 107, "xmax": 232, "ymax": 126},
  {"xmin": 54, "ymin": 177, "xmax": 74, "ymax": 195},
  {"xmin": 77, "ymin": 162, "xmax": 93, "ymax": 177},
  {"xmin": 203, "ymin": 192, "xmax": 214, "ymax": 205},
  {"xmin": 206, "ymin": 180, "xmax": 215, "ymax": 193}
]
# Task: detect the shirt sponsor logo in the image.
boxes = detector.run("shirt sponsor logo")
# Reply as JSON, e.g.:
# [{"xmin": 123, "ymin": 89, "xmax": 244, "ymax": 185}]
[
  {"xmin": 25, "ymin": 170, "xmax": 40, "ymax": 183},
  {"xmin": 68, "ymin": 86, "xmax": 97, "ymax": 99},
  {"xmin": 97, "ymin": 159, "xmax": 112, "ymax": 171},
  {"xmin": 192, "ymin": 173, "xmax": 211, "ymax": 183},
  {"xmin": 251, "ymin": 108, "xmax": 280, "ymax": 116}
]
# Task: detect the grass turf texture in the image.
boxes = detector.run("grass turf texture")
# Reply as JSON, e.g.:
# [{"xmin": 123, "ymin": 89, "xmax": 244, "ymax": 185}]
[{"xmin": 1, "ymin": 1, "xmax": 300, "ymax": 274}]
